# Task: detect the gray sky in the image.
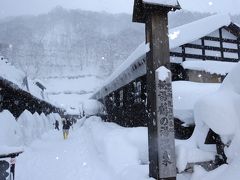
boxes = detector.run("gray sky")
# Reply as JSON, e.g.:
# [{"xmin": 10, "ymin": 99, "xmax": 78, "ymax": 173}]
[{"xmin": 0, "ymin": 0, "xmax": 240, "ymax": 18}]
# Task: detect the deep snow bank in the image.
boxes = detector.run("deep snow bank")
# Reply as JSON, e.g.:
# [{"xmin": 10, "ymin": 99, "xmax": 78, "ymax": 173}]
[
  {"xmin": 81, "ymin": 116, "xmax": 150, "ymax": 180},
  {"xmin": 0, "ymin": 110, "xmax": 22, "ymax": 147},
  {"xmin": 192, "ymin": 63, "xmax": 240, "ymax": 179},
  {"xmin": 194, "ymin": 62, "xmax": 240, "ymax": 136}
]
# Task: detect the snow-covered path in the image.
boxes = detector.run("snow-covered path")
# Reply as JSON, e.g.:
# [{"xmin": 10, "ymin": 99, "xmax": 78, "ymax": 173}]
[{"xmin": 15, "ymin": 126, "xmax": 116, "ymax": 180}]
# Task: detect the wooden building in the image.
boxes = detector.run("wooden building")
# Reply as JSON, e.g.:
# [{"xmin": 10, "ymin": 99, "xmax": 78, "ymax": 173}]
[
  {"xmin": 0, "ymin": 56, "xmax": 62, "ymax": 118},
  {"xmin": 91, "ymin": 14, "xmax": 240, "ymax": 129}
]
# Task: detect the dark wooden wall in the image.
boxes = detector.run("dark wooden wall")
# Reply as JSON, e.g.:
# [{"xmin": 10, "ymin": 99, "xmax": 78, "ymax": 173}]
[
  {"xmin": 171, "ymin": 27, "xmax": 240, "ymax": 63},
  {"xmin": 0, "ymin": 79, "xmax": 62, "ymax": 118}
]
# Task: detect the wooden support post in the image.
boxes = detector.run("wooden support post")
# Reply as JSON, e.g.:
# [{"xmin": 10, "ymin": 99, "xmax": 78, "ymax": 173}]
[
  {"xmin": 146, "ymin": 12, "xmax": 176, "ymax": 180},
  {"xmin": 132, "ymin": 1, "xmax": 180, "ymax": 179},
  {"xmin": 219, "ymin": 28, "xmax": 224, "ymax": 60},
  {"xmin": 238, "ymin": 38, "xmax": 240, "ymax": 60}
]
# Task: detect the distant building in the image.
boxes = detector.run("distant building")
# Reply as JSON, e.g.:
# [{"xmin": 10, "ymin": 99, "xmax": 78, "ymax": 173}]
[{"xmin": 0, "ymin": 55, "xmax": 61, "ymax": 117}]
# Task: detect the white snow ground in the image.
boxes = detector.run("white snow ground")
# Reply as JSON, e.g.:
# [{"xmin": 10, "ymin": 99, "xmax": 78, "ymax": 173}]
[{"xmin": 15, "ymin": 117, "xmax": 152, "ymax": 180}]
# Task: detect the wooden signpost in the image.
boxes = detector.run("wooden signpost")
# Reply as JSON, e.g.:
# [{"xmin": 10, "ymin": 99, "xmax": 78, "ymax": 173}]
[{"xmin": 132, "ymin": 0, "xmax": 181, "ymax": 179}]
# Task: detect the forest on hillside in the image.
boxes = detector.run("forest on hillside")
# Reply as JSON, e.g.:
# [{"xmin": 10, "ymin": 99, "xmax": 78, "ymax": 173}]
[{"xmin": 0, "ymin": 7, "xmax": 239, "ymax": 78}]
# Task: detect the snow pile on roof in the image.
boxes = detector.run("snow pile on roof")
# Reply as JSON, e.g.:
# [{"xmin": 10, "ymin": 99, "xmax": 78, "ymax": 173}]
[
  {"xmin": 169, "ymin": 13, "xmax": 231, "ymax": 49},
  {"xmin": 143, "ymin": 0, "xmax": 179, "ymax": 6},
  {"xmin": 0, "ymin": 58, "xmax": 52, "ymax": 104},
  {"xmin": 182, "ymin": 60, "xmax": 238, "ymax": 75},
  {"xmin": 0, "ymin": 146, "xmax": 23, "ymax": 156},
  {"xmin": 0, "ymin": 59, "xmax": 26, "ymax": 89},
  {"xmin": 92, "ymin": 42, "xmax": 149, "ymax": 98},
  {"xmin": 0, "ymin": 110, "xmax": 22, "ymax": 147},
  {"xmin": 104, "ymin": 42, "xmax": 149, "ymax": 88}
]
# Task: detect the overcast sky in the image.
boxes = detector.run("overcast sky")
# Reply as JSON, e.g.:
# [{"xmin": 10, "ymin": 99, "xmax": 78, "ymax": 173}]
[{"xmin": 0, "ymin": 0, "xmax": 240, "ymax": 18}]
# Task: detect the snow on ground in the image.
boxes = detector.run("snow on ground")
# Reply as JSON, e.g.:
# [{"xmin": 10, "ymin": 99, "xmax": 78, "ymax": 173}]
[
  {"xmin": 13, "ymin": 114, "xmax": 235, "ymax": 180},
  {"xmin": 15, "ymin": 116, "xmax": 151, "ymax": 180},
  {"xmin": 0, "ymin": 110, "xmax": 22, "ymax": 147}
]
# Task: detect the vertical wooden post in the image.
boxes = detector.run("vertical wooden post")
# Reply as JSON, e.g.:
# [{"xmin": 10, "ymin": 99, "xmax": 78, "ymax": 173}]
[
  {"xmin": 133, "ymin": 1, "xmax": 180, "ymax": 179},
  {"xmin": 219, "ymin": 28, "xmax": 224, "ymax": 60},
  {"xmin": 145, "ymin": 11, "xmax": 176, "ymax": 180},
  {"xmin": 237, "ymin": 38, "xmax": 240, "ymax": 60},
  {"xmin": 145, "ymin": 13, "xmax": 159, "ymax": 179}
]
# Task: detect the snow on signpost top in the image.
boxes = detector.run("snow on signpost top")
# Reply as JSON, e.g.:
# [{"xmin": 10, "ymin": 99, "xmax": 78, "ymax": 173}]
[
  {"xmin": 156, "ymin": 66, "xmax": 171, "ymax": 81},
  {"xmin": 143, "ymin": 0, "xmax": 179, "ymax": 6}
]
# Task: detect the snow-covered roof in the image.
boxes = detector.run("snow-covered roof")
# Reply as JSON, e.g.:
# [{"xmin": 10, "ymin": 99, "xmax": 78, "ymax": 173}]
[
  {"xmin": 169, "ymin": 13, "xmax": 231, "ymax": 49},
  {"xmin": 143, "ymin": 0, "xmax": 179, "ymax": 6},
  {"xmin": 92, "ymin": 14, "xmax": 233, "ymax": 99},
  {"xmin": 0, "ymin": 58, "xmax": 51, "ymax": 103},
  {"xmin": 182, "ymin": 61, "xmax": 238, "ymax": 76},
  {"xmin": 0, "ymin": 58, "xmax": 26, "ymax": 89}
]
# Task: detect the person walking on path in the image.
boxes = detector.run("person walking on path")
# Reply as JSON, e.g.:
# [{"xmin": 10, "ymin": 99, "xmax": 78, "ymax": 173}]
[
  {"xmin": 55, "ymin": 120, "xmax": 60, "ymax": 130},
  {"xmin": 62, "ymin": 118, "xmax": 71, "ymax": 139}
]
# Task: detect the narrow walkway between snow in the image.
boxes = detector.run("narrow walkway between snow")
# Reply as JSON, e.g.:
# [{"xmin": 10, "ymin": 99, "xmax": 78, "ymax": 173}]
[{"xmin": 15, "ymin": 125, "xmax": 115, "ymax": 180}]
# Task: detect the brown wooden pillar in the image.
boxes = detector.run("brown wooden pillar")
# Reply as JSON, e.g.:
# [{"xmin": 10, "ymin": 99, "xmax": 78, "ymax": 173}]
[
  {"xmin": 132, "ymin": 1, "xmax": 180, "ymax": 179},
  {"xmin": 146, "ymin": 11, "xmax": 175, "ymax": 179}
]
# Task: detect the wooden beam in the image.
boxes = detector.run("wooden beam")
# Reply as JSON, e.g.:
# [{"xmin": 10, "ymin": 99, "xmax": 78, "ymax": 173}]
[
  {"xmin": 183, "ymin": 43, "xmax": 239, "ymax": 53},
  {"xmin": 181, "ymin": 45, "xmax": 186, "ymax": 62},
  {"xmin": 204, "ymin": 36, "xmax": 238, "ymax": 44},
  {"xmin": 201, "ymin": 38, "xmax": 206, "ymax": 60},
  {"xmin": 170, "ymin": 52, "xmax": 239, "ymax": 62},
  {"xmin": 238, "ymin": 38, "xmax": 240, "ymax": 60},
  {"xmin": 219, "ymin": 28, "xmax": 224, "ymax": 60}
]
